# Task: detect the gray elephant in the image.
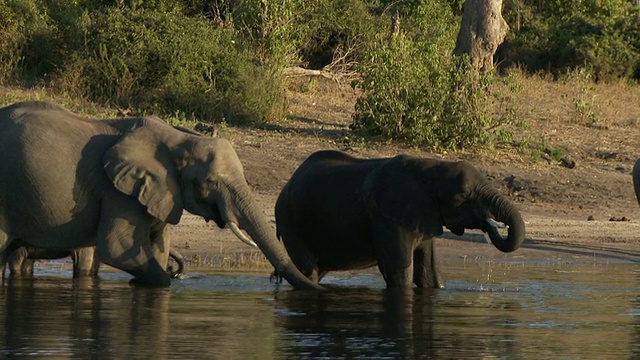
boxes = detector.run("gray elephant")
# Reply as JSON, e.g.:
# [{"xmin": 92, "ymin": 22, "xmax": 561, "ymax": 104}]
[
  {"xmin": 1, "ymin": 241, "xmax": 186, "ymax": 279},
  {"xmin": 634, "ymin": 159, "xmax": 640, "ymax": 207},
  {"xmin": 0, "ymin": 101, "xmax": 321, "ymax": 289},
  {"xmin": 275, "ymin": 150, "xmax": 526, "ymax": 288}
]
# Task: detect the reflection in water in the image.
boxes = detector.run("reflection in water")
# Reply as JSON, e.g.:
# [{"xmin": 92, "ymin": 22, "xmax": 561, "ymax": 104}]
[
  {"xmin": 273, "ymin": 288, "xmax": 438, "ymax": 358},
  {"xmin": 0, "ymin": 263, "xmax": 638, "ymax": 359},
  {"xmin": 1, "ymin": 277, "xmax": 171, "ymax": 359}
]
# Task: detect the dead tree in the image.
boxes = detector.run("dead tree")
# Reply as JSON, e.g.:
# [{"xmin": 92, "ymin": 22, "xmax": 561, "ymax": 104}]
[{"xmin": 453, "ymin": 0, "xmax": 509, "ymax": 72}]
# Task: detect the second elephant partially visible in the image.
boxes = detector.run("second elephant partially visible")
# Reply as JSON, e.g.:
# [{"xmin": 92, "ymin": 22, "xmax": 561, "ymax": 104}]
[
  {"xmin": 275, "ymin": 150, "xmax": 526, "ymax": 288},
  {"xmin": 2, "ymin": 243, "xmax": 186, "ymax": 279}
]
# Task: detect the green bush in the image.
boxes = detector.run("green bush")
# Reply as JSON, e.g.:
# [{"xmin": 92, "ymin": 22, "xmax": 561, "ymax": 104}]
[
  {"xmin": 52, "ymin": 7, "xmax": 285, "ymax": 123},
  {"xmin": 500, "ymin": 0, "xmax": 640, "ymax": 81},
  {"xmin": 352, "ymin": 3, "xmax": 513, "ymax": 150},
  {"xmin": 1, "ymin": 1, "xmax": 289, "ymax": 124},
  {"xmin": 0, "ymin": 0, "xmax": 62, "ymax": 82},
  {"xmin": 292, "ymin": 0, "xmax": 381, "ymax": 69}
]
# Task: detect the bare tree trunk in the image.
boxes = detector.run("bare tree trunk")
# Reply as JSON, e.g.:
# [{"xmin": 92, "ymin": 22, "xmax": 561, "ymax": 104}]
[
  {"xmin": 634, "ymin": 0, "xmax": 640, "ymax": 23},
  {"xmin": 453, "ymin": 0, "xmax": 509, "ymax": 72}
]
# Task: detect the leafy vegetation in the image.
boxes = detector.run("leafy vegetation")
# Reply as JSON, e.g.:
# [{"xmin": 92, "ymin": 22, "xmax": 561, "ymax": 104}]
[
  {"xmin": 0, "ymin": 0, "xmax": 638, "ymax": 150},
  {"xmin": 351, "ymin": 2, "xmax": 517, "ymax": 150},
  {"xmin": 500, "ymin": 0, "xmax": 640, "ymax": 81}
]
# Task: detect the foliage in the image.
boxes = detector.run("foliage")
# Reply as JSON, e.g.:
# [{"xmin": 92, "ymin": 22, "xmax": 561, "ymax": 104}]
[
  {"xmin": 292, "ymin": 0, "xmax": 382, "ymax": 69},
  {"xmin": 1, "ymin": 0, "xmax": 289, "ymax": 124},
  {"xmin": 500, "ymin": 0, "xmax": 640, "ymax": 81},
  {"xmin": 2, "ymin": 0, "xmax": 640, "ymax": 151},
  {"xmin": 561, "ymin": 67, "xmax": 599, "ymax": 124},
  {"xmin": 58, "ymin": 8, "xmax": 285, "ymax": 123},
  {"xmin": 352, "ymin": 3, "xmax": 514, "ymax": 150}
]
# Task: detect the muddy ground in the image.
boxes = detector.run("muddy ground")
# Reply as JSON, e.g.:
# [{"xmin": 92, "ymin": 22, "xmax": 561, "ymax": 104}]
[{"xmin": 169, "ymin": 76, "xmax": 640, "ymax": 273}]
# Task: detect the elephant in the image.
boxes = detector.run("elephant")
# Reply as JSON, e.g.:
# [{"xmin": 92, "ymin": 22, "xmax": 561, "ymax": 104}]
[
  {"xmin": 633, "ymin": 159, "xmax": 640, "ymax": 207},
  {"xmin": 0, "ymin": 101, "xmax": 321, "ymax": 289},
  {"xmin": 0, "ymin": 241, "xmax": 186, "ymax": 279},
  {"xmin": 274, "ymin": 150, "xmax": 526, "ymax": 288}
]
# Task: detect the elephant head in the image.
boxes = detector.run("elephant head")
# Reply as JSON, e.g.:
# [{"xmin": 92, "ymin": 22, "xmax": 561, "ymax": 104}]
[
  {"xmin": 375, "ymin": 156, "xmax": 525, "ymax": 254},
  {"xmin": 433, "ymin": 160, "xmax": 525, "ymax": 253},
  {"xmin": 634, "ymin": 159, "xmax": 640, "ymax": 208},
  {"xmin": 103, "ymin": 125, "xmax": 323, "ymax": 290}
]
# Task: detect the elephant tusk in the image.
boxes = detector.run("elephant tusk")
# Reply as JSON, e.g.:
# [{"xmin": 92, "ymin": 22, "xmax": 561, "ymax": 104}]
[
  {"xmin": 228, "ymin": 221, "xmax": 258, "ymax": 248},
  {"xmin": 486, "ymin": 218, "xmax": 507, "ymax": 229}
]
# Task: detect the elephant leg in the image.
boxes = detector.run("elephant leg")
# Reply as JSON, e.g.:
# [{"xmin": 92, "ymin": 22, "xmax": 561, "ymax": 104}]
[
  {"xmin": 6, "ymin": 246, "xmax": 33, "ymax": 278},
  {"xmin": 97, "ymin": 193, "xmax": 171, "ymax": 286},
  {"xmin": 149, "ymin": 223, "xmax": 170, "ymax": 273},
  {"xmin": 19, "ymin": 258, "xmax": 35, "ymax": 277},
  {"xmin": 413, "ymin": 238, "xmax": 444, "ymax": 288},
  {"xmin": 374, "ymin": 225, "xmax": 414, "ymax": 288},
  {"xmin": 71, "ymin": 247, "xmax": 100, "ymax": 278},
  {"xmin": 279, "ymin": 233, "xmax": 320, "ymax": 283}
]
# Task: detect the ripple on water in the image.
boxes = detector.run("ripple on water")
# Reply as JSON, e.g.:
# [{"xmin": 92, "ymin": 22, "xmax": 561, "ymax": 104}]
[{"xmin": 1, "ymin": 261, "xmax": 637, "ymax": 359}]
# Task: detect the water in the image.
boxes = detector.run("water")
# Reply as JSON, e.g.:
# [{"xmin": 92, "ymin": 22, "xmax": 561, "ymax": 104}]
[{"xmin": 0, "ymin": 261, "xmax": 638, "ymax": 359}]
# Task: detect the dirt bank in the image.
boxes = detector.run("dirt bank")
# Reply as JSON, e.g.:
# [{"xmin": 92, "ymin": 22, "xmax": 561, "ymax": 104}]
[{"xmin": 170, "ymin": 76, "xmax": 640, "ymax": 272}]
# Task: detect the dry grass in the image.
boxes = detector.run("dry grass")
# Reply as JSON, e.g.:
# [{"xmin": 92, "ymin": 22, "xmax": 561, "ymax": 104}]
[{"xmin": 184, "ymin": 251, "xmax": 273, "ymax": 270}]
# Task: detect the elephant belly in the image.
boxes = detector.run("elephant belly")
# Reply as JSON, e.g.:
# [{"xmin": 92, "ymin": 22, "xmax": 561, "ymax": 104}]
[
  {"xmin": 318, "ymin": 257, "xmax": 378, "ymax": 272},
  {"xmin": 309, "ymin": 233, "xmax": 378, "ymax": 272},
  {"xmin": 7, "ymin": 179, "xmax": 103, "ymax": 250},
  {"xmin": 9, "ymin": 186, "xmax": 100, "ymax": 249}
]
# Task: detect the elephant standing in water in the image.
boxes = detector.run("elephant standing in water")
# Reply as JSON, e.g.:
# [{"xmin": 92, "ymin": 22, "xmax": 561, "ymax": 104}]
[
  {"xmin": 275, "ymin": 150, "xmax": 526, "ymax": 288},
  {"xmin": 1, "ymin": 242, "xmax": 186, "ymax": 279},
  {"xmin": 0, "ymin": 101, "xmax": 321, "ymax": 289}
]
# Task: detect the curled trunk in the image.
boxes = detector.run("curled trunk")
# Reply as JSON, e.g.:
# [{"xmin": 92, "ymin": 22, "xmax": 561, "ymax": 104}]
[
  {"xmin": 169, "ymin": 248, "xmax": 186, "ymax": 276},
  {"xmin": 484, "ymin": 193, "xmax": 525, "ymax": 253}
]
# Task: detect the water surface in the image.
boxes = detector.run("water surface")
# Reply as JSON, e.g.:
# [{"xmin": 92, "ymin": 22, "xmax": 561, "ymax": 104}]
[{"xmin": 0, "ymin": 261, "xmax": 638, "ymax": 359}]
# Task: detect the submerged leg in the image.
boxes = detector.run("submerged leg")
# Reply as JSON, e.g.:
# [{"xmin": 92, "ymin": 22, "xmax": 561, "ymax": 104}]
[
  {"xmin": 413, "ymin": 238, "xmax": 444, "ymax": 288},
  {"xmin": 97, "ymin": 193, "xmax": 171, "ymax": 286},
  {"xmin": 71, "ymin": 246, "xmax": 101, "ymax": 278},
  {"xmin": 374, "ymin": 225, "xmax": 414, "ymax": 288}
]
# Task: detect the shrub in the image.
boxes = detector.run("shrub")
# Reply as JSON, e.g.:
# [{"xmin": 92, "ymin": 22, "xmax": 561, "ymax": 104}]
[
  {"xmin": 292, "ymin": 0, "xmax": 381, "ymax": 69},
  {"xmin": 0, "ymin": 0, "xmax": 63, "ymax": 82},
  {"xmin": 54, "ymin": 7, "xmax": 284, "ymax": 123},
  {"xmin": 500, "ymin": 0, "xmax": 640, "ymax": 81},
  {"xmin": 352, "ymin": 3, "xmax": 513, "ymax": 150}
]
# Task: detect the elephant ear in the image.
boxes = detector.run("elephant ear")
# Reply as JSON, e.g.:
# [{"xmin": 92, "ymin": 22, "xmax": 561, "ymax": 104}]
[
  {"xmin": 103, "ymin": 126, "xmax": 183, "ymax": 224},
  {"xmin": 366, "ymin": 156, "xmax": 444, "ymax": 236}
]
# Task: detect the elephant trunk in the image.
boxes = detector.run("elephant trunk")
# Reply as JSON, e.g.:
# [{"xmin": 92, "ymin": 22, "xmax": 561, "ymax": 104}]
[
  {"xmin": 231, "ymin": 187, "xmax": 324, "ymax": 290},
  {"xmin": 484, "ymin": 191, "xmax": 525, "ymax": 253},
  {"xmin": 169, "ymin": 248, "xmax": 186, "ymax": 276}
]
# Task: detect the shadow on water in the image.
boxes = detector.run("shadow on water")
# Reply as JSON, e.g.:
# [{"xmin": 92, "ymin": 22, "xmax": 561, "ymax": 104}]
[
  {"xmin": 272, "ymin": 287, "xmax": 441, "ymax": 358},
  {"xmin": 0, "ymin": 276, "xmax": 172, "ymax": 359},
  {"xmin": 0, "ymin": 263, "xmax": 639, "ymax": 359}
]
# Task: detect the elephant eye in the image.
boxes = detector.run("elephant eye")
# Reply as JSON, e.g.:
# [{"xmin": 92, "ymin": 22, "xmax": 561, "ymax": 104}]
[{"xmin": 203, "ymin": 178, "xmax": 218, "ymax": 189}]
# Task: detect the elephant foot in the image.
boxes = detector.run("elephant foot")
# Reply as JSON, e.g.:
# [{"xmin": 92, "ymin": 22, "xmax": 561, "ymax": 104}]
[
  {"xmin": 171, "ymin": 273, "xmax": 189, "ymax": 280},
  {"xmin": 269, "ymin": 269, "xmax": 284, "ymax": 284}
]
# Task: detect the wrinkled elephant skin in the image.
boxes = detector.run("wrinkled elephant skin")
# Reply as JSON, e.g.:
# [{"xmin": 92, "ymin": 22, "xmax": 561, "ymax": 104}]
[{"xmin": 0, "ymin": 101, "xmax": 321, "ymax": 289}]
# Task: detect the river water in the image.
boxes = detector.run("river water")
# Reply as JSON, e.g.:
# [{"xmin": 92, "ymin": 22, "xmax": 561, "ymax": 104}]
[{"xmin": 0, "ymin": 260, "xmax": 638, "ymax": 359}]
